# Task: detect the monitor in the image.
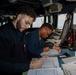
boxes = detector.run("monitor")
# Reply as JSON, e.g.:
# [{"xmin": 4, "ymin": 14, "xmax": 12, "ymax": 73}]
[
  {"xmin": 57, "ymin": 14, "xmax": 67, "ymax": 29},
  {"xmin": 32, "ymin": 17, "xmax": 44, "ymax": 28},
  {"xmin": 73, "ymin": 13, "xmax": 76, "ymax": 24}
]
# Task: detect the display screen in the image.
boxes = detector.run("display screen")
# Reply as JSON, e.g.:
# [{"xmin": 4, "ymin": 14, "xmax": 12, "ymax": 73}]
[{"xmin": 57, "ymin": 14, "xmax": 67, "ymax": 29}]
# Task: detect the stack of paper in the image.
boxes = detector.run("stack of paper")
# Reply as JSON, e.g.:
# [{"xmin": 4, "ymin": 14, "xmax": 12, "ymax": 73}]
[
  {"xmin": 61, "ymin": 56, "xmax": 76, "ymax": 75},
  {"xmin": 62, "ymin": 56, "xmax": 76, "ymax": 64},
  {"xmin": 27, "ymin": 68, "xmax": 64, "ymax": 75},
  {"xmin": 40, "ymin": 57, "xmax": 59, "ymax": 68},
  {"xmin": 40, "ymin": 49, "xmax": 60, "ymax": 56},
  {"xmin": 27, "ymin": 57, "xmax": 64, "ymax": 75},
  {"xmin": 62, "ymin": 64, "xmax": 76, "ymax": 75}
]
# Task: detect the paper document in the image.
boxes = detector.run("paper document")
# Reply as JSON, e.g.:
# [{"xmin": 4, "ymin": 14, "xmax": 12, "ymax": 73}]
[
  {"xmin": 41, "ymin": 49, "xmax": 60, "ymax": 56},
  {"xmin": 40, "ymin": 57, "xmax": 59, "ymax": 68},
  {"xmin": 68, "ymin": 70, "xmax": 76, "ymax": 75},
  {"xmin": 62, "ymin": 64, "xmax": 76, "ymax": 75},
  {"xmin": 62, "ymin": 64, "xmax": 76, "ymax": 70},
  {"xmin": 27, "ymin": 68, "xmax": 64, "ymax": 75},
  {"xmin": 28, "ymin": 57, "xmax": 63, "ymax": 75},
  {"xmin": 63, "ymin": 69, "xmax": 76, "ymax": 75},
  {"xmin": 62, "ymin": 56, "xmax": 76, "ymax": 64}
]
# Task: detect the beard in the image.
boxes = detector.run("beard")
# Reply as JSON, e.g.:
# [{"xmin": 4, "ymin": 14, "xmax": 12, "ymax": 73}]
[{"xmin": 16, "ymin": 20, "xmax": 21, "ymax": 32}]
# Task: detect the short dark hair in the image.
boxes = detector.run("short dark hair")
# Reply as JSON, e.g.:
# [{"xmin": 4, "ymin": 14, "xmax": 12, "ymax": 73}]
[
  {"xmin": 16, "ymin": 6, "xmax": 36, "ymax": 21},
  {"xmin": 41, "ymin": 23, "xmax": 53, "ymax": 31}
]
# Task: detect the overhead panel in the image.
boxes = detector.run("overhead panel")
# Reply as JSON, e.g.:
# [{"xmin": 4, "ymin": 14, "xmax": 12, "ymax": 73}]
[{"xmin": 42, "ymin": 0, "xmax": 62, "ymax": 13}]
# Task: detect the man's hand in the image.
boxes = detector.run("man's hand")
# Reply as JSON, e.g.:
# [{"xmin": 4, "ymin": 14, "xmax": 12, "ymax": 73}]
[
  {"xmin": 53, "ymin": 45, "xmax": 61, "ymax": 52},
  {"xmin": 43, "ymin": 47, "xmax": 50, "ymax": 52},
  {"xmin": 42, "ymin": 55, "xmax": 50, "ymax": 58},
  {"xmin": 30, "ymin": 59, "xmax": 42, "ymax": 69}
]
